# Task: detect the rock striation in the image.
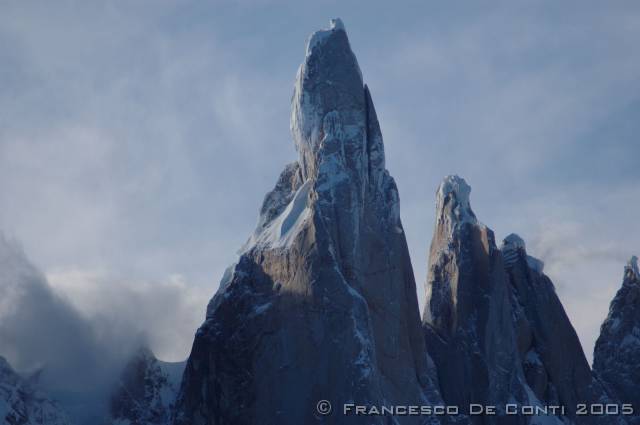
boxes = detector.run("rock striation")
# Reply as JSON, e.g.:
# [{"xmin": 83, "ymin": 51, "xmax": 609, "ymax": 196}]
[{"xmin": 173, "ymin": 19, "xmax": 441, "ymax": 425}]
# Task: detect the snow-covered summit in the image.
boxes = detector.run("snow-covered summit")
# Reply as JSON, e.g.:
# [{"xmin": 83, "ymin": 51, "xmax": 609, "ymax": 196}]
[
  {"xmin": 292, "ymin": 18, "xmax": 364, "ymax": 181},
  {"xmin": 241, "ymin": 17, "xmax": 388, "ymax": 255},
  {"xmin": 501, "ymin": 233, "xmax": 544, "ymax": 273},
  {"xmin": 625, "ymin": 255, "xmax": 639, "ymax": 279},
  {"xmin": 435, "ymin": 175, "xmax": 477, "ymax": 227}
]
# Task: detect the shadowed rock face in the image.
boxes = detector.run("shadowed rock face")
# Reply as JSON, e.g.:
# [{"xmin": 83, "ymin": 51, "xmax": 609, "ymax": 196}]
[
  {"xmin": 173, "ymin": 19, "xmax": 441, "ymax": 425},
  {"xmin": 501, "ymin": 236, "xmax": 620, "ymax": 424},
  {"xmin": 594, "ymin": 257, "xmax": 640, "ymax": 423}
]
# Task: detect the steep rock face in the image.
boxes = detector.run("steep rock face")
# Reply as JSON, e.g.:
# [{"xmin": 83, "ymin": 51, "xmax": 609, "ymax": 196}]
[
  {"xmin": 0, "ymin": 356, "xmax": 72, "ymax": 425},
  {"xmin": 422, "ymin": 177, "xmax": 626, "ymax": 425},
  {"xmin": 174, "ymin": 19, "xmax": 440, "ymax": 425},
  {"xmin": 110, "ymin": 347, "xmax": 185, "ymax": 425},
  {"xmin": 593, "ymin": 257, "xmax": 640, "ymax": 421},
  {"xmin": 501, "ymin": 235, "xmax": 620, "ymax": 424},
  {"xmin": 422, "ymin": 176, "xmax": 530, "ymax": 424}
]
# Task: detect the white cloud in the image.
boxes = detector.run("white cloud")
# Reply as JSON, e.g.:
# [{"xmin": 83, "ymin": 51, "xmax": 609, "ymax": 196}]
[{"xmin": 46, "ymin": 268, "xmax": 211, "ymax": 362}]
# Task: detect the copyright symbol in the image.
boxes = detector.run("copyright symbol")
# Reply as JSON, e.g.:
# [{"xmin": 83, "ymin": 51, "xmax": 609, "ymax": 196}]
[{"xmin": 317, "ymin": 400, "xmax": 332, "ymax": 415}]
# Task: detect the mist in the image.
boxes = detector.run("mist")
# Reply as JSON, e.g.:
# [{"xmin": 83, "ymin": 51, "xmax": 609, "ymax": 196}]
[{"xmin": 0, "ymin": 233, "xmax": 207, "ymax": 422}]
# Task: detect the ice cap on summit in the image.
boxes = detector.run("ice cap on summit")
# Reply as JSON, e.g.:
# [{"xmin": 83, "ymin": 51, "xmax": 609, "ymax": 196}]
[
  {"xmin": 435, "ymin": 175, "xmax": 476, "ymax": 225},
  {"xmin": 625, "ymin": 255, "xmax": 639, "ymax": 279}
]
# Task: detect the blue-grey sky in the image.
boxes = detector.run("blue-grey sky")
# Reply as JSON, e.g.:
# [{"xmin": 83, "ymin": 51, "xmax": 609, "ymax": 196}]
[{"xmin": 0, "ymin": 1, "xmax": 639, "ymax": 364}]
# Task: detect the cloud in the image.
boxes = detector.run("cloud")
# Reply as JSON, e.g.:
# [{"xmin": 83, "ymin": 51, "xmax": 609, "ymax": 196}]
[
  {"xmin": 46, "ymin": 268, "xmax": 210, "ymax": 363},
  {"xmin": 0, "ymin": 234, "xmax": 122, "ymax": 391},
  {"xmin": 0, "ymin": 233, "xmax": 210, "ymax": 424}
]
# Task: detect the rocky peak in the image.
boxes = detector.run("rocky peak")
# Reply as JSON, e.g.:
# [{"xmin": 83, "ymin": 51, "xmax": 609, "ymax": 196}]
[
  {"xmin": 501, "ymin": 233, "xmax": 613, "ymax": 422},
  {"xmin": 433, "ymin": 175, "xmax": 477, "ymax": 236},
  {"xmin": 500, "ymin": 233, "xmax": 544, "ymax": 273},
  {"xmin": 174, "ymin": 19, "xmax": 439, "ymax": 425},
  {"xmin": 424, "ymin": 175, "xmax": 482, "ymax": 330},
  {"xmin": 291, "ymin": 18, "xmax": 373, "ymax": 187},
  {"xmin": 625, "ymin": 255, "xmax": 639, "ymax": 280},
  {"xmin": 423, "ymin": 176, "xmax": 528, "ymax": 418},
  {"xmin": 436, "ymin": 175, "xmax": 474, "ymax": 221}
]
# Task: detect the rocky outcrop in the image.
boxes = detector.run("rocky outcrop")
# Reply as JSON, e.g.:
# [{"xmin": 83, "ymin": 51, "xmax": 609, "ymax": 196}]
[
  {"xmin": 0, "ymin": 356, "xmax": 72, "ymax": 425},
  {"xmin": 110, "ymin": 347, "xmax": 185, "ymax": 425},
  {"xmin": 173, "ymin": 19, "xmax": 441, "ymax": 425},
  {"xmin": 593, "ymin": 257, "xmax": 640, "ymax": 422}
]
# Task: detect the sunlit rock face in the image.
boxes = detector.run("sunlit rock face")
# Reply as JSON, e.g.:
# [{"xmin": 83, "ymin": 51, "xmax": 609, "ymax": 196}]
[
  {"xmin": 173, "ymin": 19, "xmax": 441, "ymax": 425},
  {"xmin": 594, "ymin": 257, "xmax": 640, "ymax": 424}
]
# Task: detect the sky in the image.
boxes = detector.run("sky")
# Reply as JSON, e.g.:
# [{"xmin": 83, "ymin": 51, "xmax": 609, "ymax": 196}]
[{"xmin": 0, "ymin": 0, "xmax": 639, "ymax": 369}]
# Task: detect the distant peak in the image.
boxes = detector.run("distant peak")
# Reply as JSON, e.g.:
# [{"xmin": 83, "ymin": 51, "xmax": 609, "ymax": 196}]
[
  {"xmin": 437, "ymin": 175, "xmax": 471, "ymax": 208},
  {"xmin": 501, "ymin": 233, "xmax": 545, "ymax": 273},
  {"xmin": 330, "ymin": 18, "xmax": 345, "ymax": 31},
  {"xmin": 502, "ymin": 233, "xmax": 526, "ymax": 251},
  {"xmin": 435, "ymin": 175, "xmax": 476, "ymax": 225},
  {"xmin": 625, "ymin": 255, "xmax": 639, "ymax": 279}
]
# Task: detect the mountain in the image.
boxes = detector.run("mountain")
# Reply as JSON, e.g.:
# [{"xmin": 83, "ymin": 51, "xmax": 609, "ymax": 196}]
[
  {"xmin": 593, "ymin": 257, "xmax": 640, "ymax": 423},
  {"xmin": 2, "ymin": 17, "xmax": 638, "ymax": 425},
  {"xmin": 422, "ymin": 176, "xmax": 624, "ymax": 425},
  {"xmin": 173, "ymin": 19, "xmax": 442, "ymax": 425},
  {"xmin": 109, "ymin": 347, "xmax": 185, "ymax": 425},
  {"xmin": 422, "ymin": 176, "xmax": 535, "ymax": 424},
  {"xmin": 0, "ymin": 356, "xmax": 72, "ymax": 425}
]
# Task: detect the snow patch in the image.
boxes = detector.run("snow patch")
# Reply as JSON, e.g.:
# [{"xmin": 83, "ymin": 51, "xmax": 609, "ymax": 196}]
[{"xmin": 245, "ymin": 180, "xmax": 312, "ymax": 250}]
